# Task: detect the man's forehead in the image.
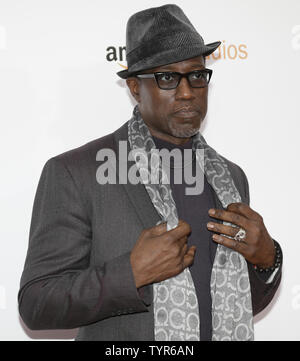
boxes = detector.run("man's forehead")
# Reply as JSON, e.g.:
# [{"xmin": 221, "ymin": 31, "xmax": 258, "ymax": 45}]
[{"xmin": 147, "ymin": 56, "xmax": 205, "ymax": 73}]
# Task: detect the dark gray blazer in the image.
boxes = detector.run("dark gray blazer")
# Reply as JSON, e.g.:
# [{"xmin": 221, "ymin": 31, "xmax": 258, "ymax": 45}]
[{"xmin": 18, "ymin": 121, "xmax": 282, "ymax": 341}]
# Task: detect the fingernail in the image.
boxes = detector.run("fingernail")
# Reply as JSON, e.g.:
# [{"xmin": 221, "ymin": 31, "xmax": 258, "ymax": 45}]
[
  {"xmin": 213, "ymin": 234, "xmax": 221, "ymax": 241},
  {"xmin": 209, "ymin": 209, "xmax": 215, "ymax": 215},
  {"xmin": 207, "ymin": 223, "xmax": 214, "ymax": 229}
]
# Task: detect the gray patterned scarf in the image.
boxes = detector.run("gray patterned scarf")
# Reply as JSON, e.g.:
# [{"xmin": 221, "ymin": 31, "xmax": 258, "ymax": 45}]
[{"xmin": 128, "ymin": 106, "xmax": 254, "ymax": 341}]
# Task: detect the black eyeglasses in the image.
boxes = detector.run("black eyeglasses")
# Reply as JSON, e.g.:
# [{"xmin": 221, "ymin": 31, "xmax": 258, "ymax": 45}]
[{"xmin": 136, "ymin": 69, "xmax": 213, "ymax": 90}]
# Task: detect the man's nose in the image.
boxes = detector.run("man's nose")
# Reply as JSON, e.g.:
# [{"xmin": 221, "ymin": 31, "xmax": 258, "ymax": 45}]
[{"xmin": 175, "ymin": 76, "xmax": 195, "ymax": 100}]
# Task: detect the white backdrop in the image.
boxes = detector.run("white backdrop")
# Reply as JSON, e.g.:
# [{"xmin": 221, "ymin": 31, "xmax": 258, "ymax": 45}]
[{"xmin": 0, "ymin": 0, "xmax": 299, "ymax": 341}]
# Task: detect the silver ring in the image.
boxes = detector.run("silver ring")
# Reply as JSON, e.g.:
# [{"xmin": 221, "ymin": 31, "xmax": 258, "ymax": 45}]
[{"xmin": 234, "ymin": 228, "xmax": 246, "ymax": 242}]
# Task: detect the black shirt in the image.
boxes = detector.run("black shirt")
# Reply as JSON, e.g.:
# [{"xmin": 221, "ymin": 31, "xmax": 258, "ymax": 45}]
[{"xmin": 152, "ymin": 135, "xmax": 218, "ymax": 341}]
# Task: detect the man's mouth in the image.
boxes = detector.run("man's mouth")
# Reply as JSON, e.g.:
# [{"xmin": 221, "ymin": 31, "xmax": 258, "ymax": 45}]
[{"xmin": 173, "ymin": 107, "xmax": 199, "ymax": 118}]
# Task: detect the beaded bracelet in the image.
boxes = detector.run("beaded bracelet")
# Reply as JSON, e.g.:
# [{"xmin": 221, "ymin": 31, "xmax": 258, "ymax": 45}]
[{"xmin": 253, "ymin": 241, "xmax": 282, "ymax": 273}]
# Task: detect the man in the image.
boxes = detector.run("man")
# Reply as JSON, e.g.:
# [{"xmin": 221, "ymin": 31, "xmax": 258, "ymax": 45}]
[{"xmin": 18, "ymin": 4, "xmax": 282, "ymax": 341}]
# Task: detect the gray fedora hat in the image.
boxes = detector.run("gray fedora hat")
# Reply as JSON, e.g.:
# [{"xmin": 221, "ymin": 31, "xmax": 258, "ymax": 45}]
[{"xmin": 117, "ymin": 4, "xmax": 221, "ymax": 79}]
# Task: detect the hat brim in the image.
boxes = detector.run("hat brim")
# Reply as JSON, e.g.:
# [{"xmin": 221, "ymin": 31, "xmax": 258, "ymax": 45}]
[{"xmin": 117, "ymin": 41, "xmax": 221, "ymax": 79}]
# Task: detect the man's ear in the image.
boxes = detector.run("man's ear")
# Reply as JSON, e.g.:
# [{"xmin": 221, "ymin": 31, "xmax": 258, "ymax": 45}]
[{"xmin": 126, "ymin": 77, "xmax": 140, "ymax": 102}]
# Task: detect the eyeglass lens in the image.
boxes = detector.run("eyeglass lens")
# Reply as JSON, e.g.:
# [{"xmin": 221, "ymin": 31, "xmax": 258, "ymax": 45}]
[{"xmin": 156, "ymin": 71, "xmax": 209, "ymax": 89}]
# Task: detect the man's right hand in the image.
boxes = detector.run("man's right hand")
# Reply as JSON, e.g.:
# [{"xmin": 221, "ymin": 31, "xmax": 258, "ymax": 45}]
[{"xmin": 130, "ymin": 219, "xmax": 196, "ymax": 288}]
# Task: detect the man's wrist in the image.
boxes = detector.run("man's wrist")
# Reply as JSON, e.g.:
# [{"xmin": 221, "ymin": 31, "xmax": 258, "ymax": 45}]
[
  {"xmin": 254, "ymin": 240, "xmax": 282, "ymax": 273},
  {"xmin": 130, "ymin": 251, "xmax": 145, "ymax": 289}
]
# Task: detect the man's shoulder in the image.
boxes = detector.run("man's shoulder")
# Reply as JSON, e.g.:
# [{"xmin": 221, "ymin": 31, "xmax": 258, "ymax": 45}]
[
  {"xmin": 220, "ymin": 154, "xmax": 247, "ymax": 181},
  {"xmin": 50, "ymin": 121, "xmax": 128, "ymax": 169},
  {"xmin": 218, "ymin": 153, "xmax": 250, "ymax": 205}
]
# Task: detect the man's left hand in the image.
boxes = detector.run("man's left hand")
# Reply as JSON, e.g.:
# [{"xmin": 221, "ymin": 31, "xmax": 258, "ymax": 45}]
[{"xmin": 207, "ymin": 202, "xmax": 275, "ymax": 268}]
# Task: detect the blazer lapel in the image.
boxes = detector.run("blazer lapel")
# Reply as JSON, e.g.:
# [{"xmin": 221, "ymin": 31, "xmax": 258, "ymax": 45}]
[{"xmin": 112, "ymin": 121, "xmax": 161, "ymax": 229}]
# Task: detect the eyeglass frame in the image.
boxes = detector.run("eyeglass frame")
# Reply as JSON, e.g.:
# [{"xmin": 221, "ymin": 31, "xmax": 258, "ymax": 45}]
[{"xmin": 135, "ymin": 69, "xmax": 213, "ymax": 90}]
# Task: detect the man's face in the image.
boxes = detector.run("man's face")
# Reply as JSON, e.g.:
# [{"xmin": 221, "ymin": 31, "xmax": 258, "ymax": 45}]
[{"xmin": 126, "ymin": 56, "xmax": 208, "ymax": 144}]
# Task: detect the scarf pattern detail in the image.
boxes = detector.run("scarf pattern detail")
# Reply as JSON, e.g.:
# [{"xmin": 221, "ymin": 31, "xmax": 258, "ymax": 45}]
[{"xmin": 128, "ymin": 106, "xmax": 254, "ymax": 341}]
